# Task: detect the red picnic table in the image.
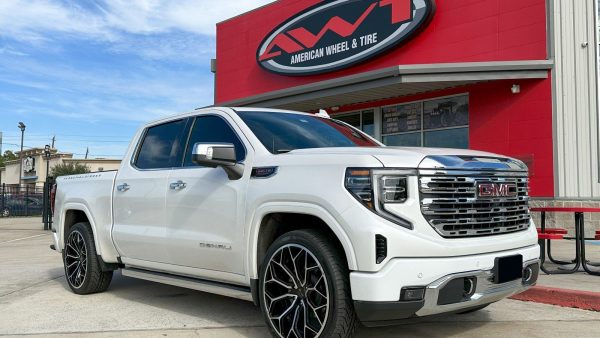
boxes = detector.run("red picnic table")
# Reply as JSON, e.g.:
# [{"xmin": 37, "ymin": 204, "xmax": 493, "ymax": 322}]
[{"xmin": 531, "ymin": 207, "xmax": 600, "ymax": 276}]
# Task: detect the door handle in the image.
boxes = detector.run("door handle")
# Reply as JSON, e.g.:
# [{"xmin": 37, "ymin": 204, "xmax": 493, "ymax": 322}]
[
  {"xmin": 117, "ymin": 183, "xmax": 130, "ymax": 192},
  {"xmin": 170, "ymin": 180, "xmax": 187, "ymax": 190}
]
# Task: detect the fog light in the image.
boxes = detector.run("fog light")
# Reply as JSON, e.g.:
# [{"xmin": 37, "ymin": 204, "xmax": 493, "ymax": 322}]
[
  {"xmin": 522, "ymin": 264, "xmax": 539, "ymax": 285},
  {"xmin": 463, "ymin": 277, "xmax": 477, "ymax": 298},
  {"xmin": 401, "ymin": 287, "xmax": 425, "ymax": 301},
  {"xmin": 523, "ymin": 267, "xmax": 533, "ymax": 282}
]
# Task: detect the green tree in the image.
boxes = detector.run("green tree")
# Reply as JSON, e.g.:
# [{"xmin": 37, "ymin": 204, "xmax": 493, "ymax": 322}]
[
  {"xmin": 0, "ymin": 150, "xmax": 18, "ymax": 167},
  {"xmin": 50, "ymin": 162, "xmax": 91, "ymax": 178}
]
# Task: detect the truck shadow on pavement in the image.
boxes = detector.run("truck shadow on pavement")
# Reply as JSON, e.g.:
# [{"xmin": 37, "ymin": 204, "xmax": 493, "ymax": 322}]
[{"xmin": 57, "ymin": 271, "xmax": 489, "ymax": 337}]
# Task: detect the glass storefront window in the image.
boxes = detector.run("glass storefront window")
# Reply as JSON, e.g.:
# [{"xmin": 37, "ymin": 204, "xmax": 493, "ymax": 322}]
[
  {"xmin": 423, "ymin": 96, "xmax": 469, "ymax": 130},
  {"xmin": 335, "ymin": 110, "xmax": 376, "ymax": 137},
  {"xmin": 380, "ymin": 94, "xmax": 469, "ymax": 149},
  {"xmin": 362, "ymin": 110, "xmax": 375, "ymax": 137},
  {"xmin": 336, "ymin": 113, "xmax": 361, "ymax": 129},
  {"xmin": 383, "ymin": 132, "xmax": 421, "ymax": 147},
  {"xmin": 382, "ymin": 103, "xmax": 421, "ymax": 134},
  {"xmin": 424, "ymin": 128, "xmax": 469, "ymax": 148}
]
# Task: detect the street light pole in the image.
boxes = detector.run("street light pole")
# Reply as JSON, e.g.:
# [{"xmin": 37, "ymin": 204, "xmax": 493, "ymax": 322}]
[
  {"xmin": 43, "ymin": 145, "xmax": 51, "ymax": 230},
  {"xmin": 18, "ymin": 122, "xmax": 26, "ymax": 191}
]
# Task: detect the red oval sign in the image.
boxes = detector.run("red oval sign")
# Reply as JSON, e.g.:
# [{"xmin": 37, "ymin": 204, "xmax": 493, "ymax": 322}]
[{"xmin": 257, "ymin": 0, "xmax": 436, "ymax": 76}]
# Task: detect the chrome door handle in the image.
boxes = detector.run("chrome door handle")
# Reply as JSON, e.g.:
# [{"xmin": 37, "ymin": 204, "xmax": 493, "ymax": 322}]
[
  {"xmin": 117, "ymin": 183, "xmax": 130, "ymax": 192},
  {"xmin": 170, "ymin": 180, "xmax": 187, "ymax": 190}
]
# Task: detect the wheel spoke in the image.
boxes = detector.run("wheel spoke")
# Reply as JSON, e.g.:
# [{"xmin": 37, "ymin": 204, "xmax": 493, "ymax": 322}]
[{"xmin": 273, "ymin": 261, "xmax": 299, "ymax": 288}]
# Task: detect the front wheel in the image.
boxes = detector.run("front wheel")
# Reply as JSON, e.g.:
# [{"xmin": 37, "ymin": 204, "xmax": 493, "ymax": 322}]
[
  {"xmin": 63, "ymin": 222, "xmax": 113, "ymax": 294},
  {"xmin": 1, "ymin": 208, "xmax": 10, "ymax": 217},
  {"xmin": 259, "ymin": 230, "xmax": 358, "ymax": 338}
]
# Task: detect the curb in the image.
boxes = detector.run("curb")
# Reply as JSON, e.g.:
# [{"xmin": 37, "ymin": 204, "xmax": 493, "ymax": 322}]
[{"xmin": 510, "ymin": 286, "xmax": 600, "ymax": 311}]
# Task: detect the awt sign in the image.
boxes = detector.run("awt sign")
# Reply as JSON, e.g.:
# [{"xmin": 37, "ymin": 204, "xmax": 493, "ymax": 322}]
[{"xmin": 257, "ymin": 0, "xmax": 436, "ymax": 76}]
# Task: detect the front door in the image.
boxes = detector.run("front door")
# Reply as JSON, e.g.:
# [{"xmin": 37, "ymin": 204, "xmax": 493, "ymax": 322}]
[
  {"xmin": 112, "ymin": 118, "xmax": 189, "ymax": 263},
  {"xmin": 164, "ymin": 113, "xmax": 250, "ymax": 275}
]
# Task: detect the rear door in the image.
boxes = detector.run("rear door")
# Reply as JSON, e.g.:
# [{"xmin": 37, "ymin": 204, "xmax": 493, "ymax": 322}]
[
  {"xmin": 164, "ymin": 113, "xmax": 251, "ymax": 276},
  {"xmin": 112, "ymin": 118, "xmax": 189, "ymax": 263}
]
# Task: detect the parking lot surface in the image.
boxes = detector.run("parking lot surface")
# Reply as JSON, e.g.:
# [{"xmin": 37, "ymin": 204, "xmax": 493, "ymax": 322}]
[{"xmin": 2, "ymin": 218, "xmax": 600, "ymax": 338}]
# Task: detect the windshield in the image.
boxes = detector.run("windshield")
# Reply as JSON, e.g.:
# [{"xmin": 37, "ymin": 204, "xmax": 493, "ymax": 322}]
[{"xmin": 237, "ymin": 111, "xmax": 380, "ymax": 154}]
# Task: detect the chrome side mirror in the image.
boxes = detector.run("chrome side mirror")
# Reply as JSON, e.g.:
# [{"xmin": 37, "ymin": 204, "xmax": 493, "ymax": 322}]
[{"xmin": 192, "ymin": 143, "xmax": 244, "ymax": 180}]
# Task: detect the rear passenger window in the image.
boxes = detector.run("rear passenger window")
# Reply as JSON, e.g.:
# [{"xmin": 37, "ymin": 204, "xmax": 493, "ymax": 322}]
[
  {"xmin": 184, "ymin": 115, "xmax": 246, "ymax": 167},
  {"xmin": 135, "ymin": 119, "xmax": 187, "ymax": 169}
]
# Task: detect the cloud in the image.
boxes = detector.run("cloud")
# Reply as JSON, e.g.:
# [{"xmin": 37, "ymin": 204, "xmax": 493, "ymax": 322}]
[
  {"xmin": 0, "ymin": 0, "xmax": 276, "ymax": 157},
  {"xmin": 0, "ymin": 0, "xmax": 274, "ymax": 63},
  {"xmin": 0, "ymin": 0, "xmax": 274, "ymax": 40},
  {"xmin": 0, "ymin": 51, "xmax": 214, "ymax": 123}
]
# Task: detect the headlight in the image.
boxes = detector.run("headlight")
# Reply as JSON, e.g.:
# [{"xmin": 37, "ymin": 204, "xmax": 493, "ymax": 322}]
[{"xmin": 345, "ymin": 168, "xmax": 414, "ymax": 229}]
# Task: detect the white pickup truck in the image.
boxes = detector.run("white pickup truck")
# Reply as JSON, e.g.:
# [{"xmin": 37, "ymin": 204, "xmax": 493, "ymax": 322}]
[{"xmin": 51, "ymin": 107, "xmax": 539, "ymax": 338}]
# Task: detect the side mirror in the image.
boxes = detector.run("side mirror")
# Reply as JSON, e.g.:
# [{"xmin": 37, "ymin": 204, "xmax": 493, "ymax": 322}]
[{"xmin": 192, "ymin": 143, "xmax": 244, "ymax": 180}]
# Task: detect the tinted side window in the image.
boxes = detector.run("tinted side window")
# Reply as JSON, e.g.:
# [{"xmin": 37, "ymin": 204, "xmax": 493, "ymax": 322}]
[
  {"xmin": 184, "ymin": 115, "xmax": 246, "ymax": 167},
  {"xmin": 135, "ymin": 119, "xmax": 187, "ymax": 169}
]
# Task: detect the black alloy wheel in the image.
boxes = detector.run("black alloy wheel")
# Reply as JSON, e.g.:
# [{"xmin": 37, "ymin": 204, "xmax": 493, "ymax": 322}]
[
  {"xmin": 64, "ymin": 229, "xmax": 88, "ymax": 289},
  {"xmin": 63, "ymin": 222, "xmax": 113, "ymax": 294},
  {"xmin": 263, "ymin": 244, "xmax": 330, "ymax": 337},
  {"xmin": 259, "ymin": 230, "xmax": 358, "ymax": 338}
]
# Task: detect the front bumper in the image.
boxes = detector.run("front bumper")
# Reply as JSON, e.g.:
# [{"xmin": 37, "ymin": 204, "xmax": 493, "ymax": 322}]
[{"xmin": 351, "ymin": 245, "xmax": 540, "ymax": 325}]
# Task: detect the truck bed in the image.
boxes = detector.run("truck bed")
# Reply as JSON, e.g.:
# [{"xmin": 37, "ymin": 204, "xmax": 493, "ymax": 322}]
[{"xmin": 54, "ymin": 170, "xmax": 120, "ymax": 262}]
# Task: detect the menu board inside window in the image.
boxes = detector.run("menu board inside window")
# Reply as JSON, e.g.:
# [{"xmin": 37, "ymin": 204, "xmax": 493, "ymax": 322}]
[
  {"xmin": 382, "ymin": 103, "xmax": 422, "ymax": 135},
  {"xmin": 423, "ymin": 95, "xmax": 469, "ymax": 130}
]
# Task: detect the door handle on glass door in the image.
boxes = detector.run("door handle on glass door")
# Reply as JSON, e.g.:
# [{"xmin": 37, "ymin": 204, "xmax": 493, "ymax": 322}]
[{"xmin": 170, "ymin": 180, "xmax": 187, "ymax": 190}]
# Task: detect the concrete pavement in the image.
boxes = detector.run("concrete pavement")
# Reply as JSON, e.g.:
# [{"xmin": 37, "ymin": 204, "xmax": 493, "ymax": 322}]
[{"xmin": 1, "ymin": 218, "xmax": 600, "ymax": 337}]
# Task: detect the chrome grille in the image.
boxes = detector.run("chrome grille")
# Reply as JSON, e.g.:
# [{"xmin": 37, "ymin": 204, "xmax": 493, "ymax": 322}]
[{"xmin": 419, "ymin": 172, "xmax": 530, "ymax": 238}]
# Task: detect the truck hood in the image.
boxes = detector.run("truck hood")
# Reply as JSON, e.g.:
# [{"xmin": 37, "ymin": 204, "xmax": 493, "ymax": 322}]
[{"xmin": 288, "ymin": 147, "xmax": 523, "ymax": 169}]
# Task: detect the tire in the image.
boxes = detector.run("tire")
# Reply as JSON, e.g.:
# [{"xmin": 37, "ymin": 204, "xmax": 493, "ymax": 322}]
[
  {"xmin": 1, "ymin": 208, "xmax": 9, "ymax": 217},
  {"xmin": 63, "ymin": 222, "xmax": 113, "ymax": 294},
  {"xmin": 259, "ymin": 230, "xmax": 358, "ymax": 338},
  {"xmin": 457, "ymin": 304, "xmax": 490, "ymax": 314}
]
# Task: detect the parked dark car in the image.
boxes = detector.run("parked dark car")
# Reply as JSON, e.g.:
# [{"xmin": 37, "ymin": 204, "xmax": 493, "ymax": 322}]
[{"xmin": 1, "ymin": 196, "xmax": 43, "ymax": 217}]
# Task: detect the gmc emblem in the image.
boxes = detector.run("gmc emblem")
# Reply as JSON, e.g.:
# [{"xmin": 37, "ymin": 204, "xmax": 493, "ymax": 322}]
[{"xmin": 478, "ymin": 183, "xmax": 518, "ymax": 198}]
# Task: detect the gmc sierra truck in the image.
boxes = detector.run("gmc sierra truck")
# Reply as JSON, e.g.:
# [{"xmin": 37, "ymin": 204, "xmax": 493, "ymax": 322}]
[{"xmin": 52, "ymin": 107, "xmax": 540, "ymax": 338}]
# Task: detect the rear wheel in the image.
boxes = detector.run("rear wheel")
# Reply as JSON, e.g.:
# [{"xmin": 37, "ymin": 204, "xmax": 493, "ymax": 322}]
[
  {"xmin": 63, "ymin": 222, "xmax": 113, "ymax": 294},
  {"xmin": 1, "ymin": 208, "xmax": 9, "ymax": 217},
  {"xmin": 259, "ymin": 230, "xmax": 358, "ymax": 338}
]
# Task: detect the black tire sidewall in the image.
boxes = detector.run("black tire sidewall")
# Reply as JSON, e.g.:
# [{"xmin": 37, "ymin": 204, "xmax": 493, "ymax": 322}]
[
  {"xmin": 63, "ymin": 222, "xmax": 96, "ymax": 294},
  {"xmin": 259, "ymin": 230, "xmax": 348, "ymax": 338}
]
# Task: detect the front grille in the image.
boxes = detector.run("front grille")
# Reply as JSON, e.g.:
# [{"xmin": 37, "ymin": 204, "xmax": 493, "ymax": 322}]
[{"xmin": 419, "ymin": 172, "xmax": 530, "ymax": 238}]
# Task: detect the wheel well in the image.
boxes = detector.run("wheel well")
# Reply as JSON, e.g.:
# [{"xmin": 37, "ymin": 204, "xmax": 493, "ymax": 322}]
[
  {"xmin": 256, "ymin": 213, "xmax": 348, "ymax": 270},
  {"xmin": 63, "ymin": 210, "xmax": 89, "ymax": 242}
]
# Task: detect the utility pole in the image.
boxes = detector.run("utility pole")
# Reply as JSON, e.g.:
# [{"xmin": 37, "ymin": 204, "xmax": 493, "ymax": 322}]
[
  {"xmin": 18, "ymin": 122, "xmax": 26, "ymax": 189},
  {"xmin": 85, "ymin": 147, "xmax": 89, "ymax": 159},
  {"xmin": 51, "ymin": 136, "xmax": 55, "ymax": 148}
]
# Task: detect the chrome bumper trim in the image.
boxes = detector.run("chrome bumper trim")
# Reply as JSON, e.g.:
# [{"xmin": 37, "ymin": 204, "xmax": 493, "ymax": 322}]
[{"xmin": 416, "ymin": 259, "xmax": 539, "ymax": 316}]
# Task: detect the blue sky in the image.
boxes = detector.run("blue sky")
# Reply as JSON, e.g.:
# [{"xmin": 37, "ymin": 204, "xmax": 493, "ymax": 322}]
[{"xmin": 0, "ymin": 0, "xmax": 273, "ymax": 159}]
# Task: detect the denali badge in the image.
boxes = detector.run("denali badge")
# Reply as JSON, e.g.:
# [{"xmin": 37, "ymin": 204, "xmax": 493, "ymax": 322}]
[
  {"xmin": 478, "ymin": 183, "xmax": 518, "ymax": 198},
  {"xmin": 257, "ymin": 0, "xmax": 436, "ymax": 76},
  {"xmin": 199, "ymin": 242, "xmax": 232, "ymax": 250}
]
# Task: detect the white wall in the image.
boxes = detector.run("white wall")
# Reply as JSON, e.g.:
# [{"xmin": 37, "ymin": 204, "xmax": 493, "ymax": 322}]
[{"xmin": 552, "ymin": 0, "xmax": 600, "ymax": 198}]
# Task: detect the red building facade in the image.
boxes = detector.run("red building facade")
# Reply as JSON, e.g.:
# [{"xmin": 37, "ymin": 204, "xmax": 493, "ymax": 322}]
[{"xmin": 215, "ymin": 0, "xmax": 555, "ymax": 197}]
